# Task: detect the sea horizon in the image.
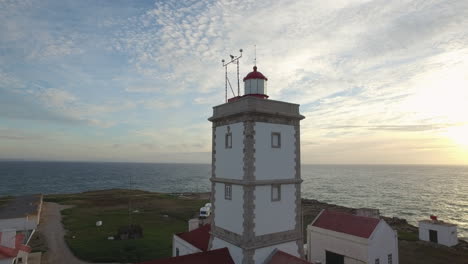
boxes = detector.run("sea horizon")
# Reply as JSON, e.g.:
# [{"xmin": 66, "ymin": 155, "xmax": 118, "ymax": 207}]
[
  {"xmin": 1, "ymin": 159, "xmax": 467, "ymax": 167},
  {"xmin": 1, "ymin": 161, "xmax": 467, "ymax": 240}
]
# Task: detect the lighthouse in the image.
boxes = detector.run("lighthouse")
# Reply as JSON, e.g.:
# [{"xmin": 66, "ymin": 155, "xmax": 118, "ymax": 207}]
[{"xmin": 208, "ymin": 66, "xmax": 305, "ymax": 264}]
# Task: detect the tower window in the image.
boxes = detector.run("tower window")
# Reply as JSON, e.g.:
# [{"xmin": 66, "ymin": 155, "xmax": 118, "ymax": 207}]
[
  {"xmin": 375, "ymin": 258, "xmax": 379, "ymax": 264},
  {"xmin": 271, "ymin": 184, "xmax": 281, "ymax": 201},
  {"xmin": 225, "ymin": 184, "xmax": 232, "ymax": 200},
  {"xmin": 224, "ymin": 126, "xmax": 232, "ymax": 149},
  {"xmin": 271, "ymin": 132, "xmax": 281, "ymax": 148},
  {"xmin": 225, "ymin": 133, "xmax": 232, "ymax": 148},
  {"xmin": 388, "ymin": 254, "xmax": 392, "ymax": 264}
]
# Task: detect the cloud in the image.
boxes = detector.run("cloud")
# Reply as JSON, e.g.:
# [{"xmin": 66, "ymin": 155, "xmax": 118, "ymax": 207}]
[
  {"xmin": 1, "ymin": 0, "xmax": 467, "ymax": 164},
  {"xmin": 0, "ymin": 70, "xmax": 25, "ymax": 90},
  {"xmin": 27, "ymin": 34, "xmax": 84, "ymax": 60},
  {"xmin": 124, "ymin": 85, "xmax": 160, "ymax": 93},
  {"xmin": 0, "ymin": 128, "xmax": 45, "ymax": 140},
  {"xmin": 133, "ymin": 123, "xmax": 211, "ymax": 153},
  {"xmin": 37, "ymin": 88, "xmax": 77, "ymax": 108},
  {"xmin": 0, "ymin": 87, "xmax": 83, "ymax": 123},
  {"xmin": 327, "ymin": 124, "xmax": 455, "ymax": 132},
  {"xmin": 143, "ymin": 98, "xmax": 182, "ymax": 109}
]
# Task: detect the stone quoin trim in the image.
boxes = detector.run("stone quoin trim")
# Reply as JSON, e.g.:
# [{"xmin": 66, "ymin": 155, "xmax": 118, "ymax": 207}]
[
  {"xmin": 242, "ymin": 120, "xmax": 256, "ymax": 264},
  {"xmin": 294, "ymin": 124, "xmax": 305, "ymax": 258},
  {"xmin": 208, "ymin": 125, "xmax": 217, "ymax": 250},
  {"xmin": 212, "ymin": 226, "xmax": 302, "ymax": 250}
]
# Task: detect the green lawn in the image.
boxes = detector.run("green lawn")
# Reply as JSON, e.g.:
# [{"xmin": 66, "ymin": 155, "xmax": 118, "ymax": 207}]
[{"xmin": 45, "ymin": 189, "xmax": 207, "ymax": 263}]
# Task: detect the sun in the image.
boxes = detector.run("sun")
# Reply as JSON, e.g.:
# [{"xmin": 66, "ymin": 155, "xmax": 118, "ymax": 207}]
[{"xmin": 445, "ymin": 125, "xmax": 468, "ymax": 147}]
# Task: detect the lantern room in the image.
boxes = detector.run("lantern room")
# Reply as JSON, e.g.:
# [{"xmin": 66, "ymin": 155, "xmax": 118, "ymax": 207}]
[{"xmin": 243, "ymin": 66, "xmax": 268, "ymax": 98}]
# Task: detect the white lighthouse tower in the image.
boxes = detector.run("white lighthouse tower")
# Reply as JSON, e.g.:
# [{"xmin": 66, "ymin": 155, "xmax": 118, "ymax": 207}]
[{"xmin": 208, "ymin": 65, "xmax": 305, "ymax": 264}]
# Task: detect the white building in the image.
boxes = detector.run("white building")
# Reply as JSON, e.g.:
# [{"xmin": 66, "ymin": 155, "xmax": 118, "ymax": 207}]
[
  {"xmin": 172, "ymin": 224, "xmax": 210, "ymax": 257},
  {"xmin": 418, "ymin": 217, "xmax": 458, "ymax": 247},
  {"xmin": 208, "ymin": 65, "xmax": 306, "ymax": 264},
  {"xmin": 307, "ymin": 210, "xmax": 398, "ymax": 264},
  {"xmin": 0, "ymin": 230, "xmax": 32, "ymax": 264}
]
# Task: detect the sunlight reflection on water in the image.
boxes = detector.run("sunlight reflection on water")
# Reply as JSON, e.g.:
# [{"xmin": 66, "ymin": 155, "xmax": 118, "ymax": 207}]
[{"xmin": 1, "ymin": 162, "xmax": 467, "ymax": 240}]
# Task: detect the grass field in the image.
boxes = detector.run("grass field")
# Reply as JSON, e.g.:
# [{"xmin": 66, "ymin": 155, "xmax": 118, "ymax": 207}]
[
  {"xmin": 33, "ymin": 190, "xmax": 468, "ymax": 264},
  {"xmin": 45, "ymin": 189, "xmax": 208, "ymax": 263}
]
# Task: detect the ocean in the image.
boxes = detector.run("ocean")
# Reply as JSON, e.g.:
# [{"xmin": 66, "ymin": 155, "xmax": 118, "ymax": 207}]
[{"xmin": 0, "ymin": 161, "xmax": 467, "ymax": 240}]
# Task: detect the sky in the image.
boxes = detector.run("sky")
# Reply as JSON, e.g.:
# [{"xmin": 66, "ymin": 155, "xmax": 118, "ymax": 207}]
[{"xmin": 0, "ymin": 0, "xmax": 467, "ymax": 165}]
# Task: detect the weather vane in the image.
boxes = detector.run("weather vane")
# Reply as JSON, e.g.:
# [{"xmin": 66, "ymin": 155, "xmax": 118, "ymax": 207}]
[{"xmin": 221, "ymin": 49, "xmax": 243, "ymax": 102}]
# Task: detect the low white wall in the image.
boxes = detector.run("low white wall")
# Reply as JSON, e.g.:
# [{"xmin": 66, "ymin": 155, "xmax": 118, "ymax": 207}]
[
  {"xmin": 17, "ymin": 250, "xmax": 29, "ymax": 264},
  {"xmin": 419, "ymin": 221, "xmax": 458, "ymax": 247},
  {"xmin": 307, "ymin": 226, "xmax": 368, "ymax": 264},
  {"xmin": 0, "ymin": 217, "xmax": 38, "ymax": 231},
  {"xmin": 172, "ymin": 235, "xmax": 201, "ymax": 257},
  {"xmin": 211, "ymin": 237, "xmax": 243, "ymax": 264}
]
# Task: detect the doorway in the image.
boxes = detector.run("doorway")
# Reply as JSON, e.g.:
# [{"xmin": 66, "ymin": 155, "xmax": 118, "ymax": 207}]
[
  {"xmin": 326, "ymin": 250, "xmax": 344, "ymax": 264},
  {"xmin": 429, "ymin": 229, "xmax": 438, "ymax": 243}
]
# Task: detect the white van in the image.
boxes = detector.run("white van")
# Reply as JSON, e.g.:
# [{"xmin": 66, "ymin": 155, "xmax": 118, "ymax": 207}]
[{"xmin": 199, "ymin": 206, "xmax": 211, "ymax": 218}]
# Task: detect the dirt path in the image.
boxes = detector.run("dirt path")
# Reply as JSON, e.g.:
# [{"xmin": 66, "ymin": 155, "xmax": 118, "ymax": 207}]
[{"xmin": 38, "ymin": 202, "xmax": 120, "ymax": 264}]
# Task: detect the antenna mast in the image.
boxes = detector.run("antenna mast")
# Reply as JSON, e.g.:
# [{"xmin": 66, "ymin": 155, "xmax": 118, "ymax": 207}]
[
  {"xmin": 222, "ymin": 49, "xmax": 243, "ymax": 102},
  {"xmin": 254, "ymin": 44, "xmax": 257, "ymax": 66}
]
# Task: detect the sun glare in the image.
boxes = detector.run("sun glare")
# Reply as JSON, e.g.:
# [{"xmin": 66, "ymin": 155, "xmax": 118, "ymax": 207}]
[{"xmin": 445, "ymin": 125, "xmax": 468, "ymax": 147}]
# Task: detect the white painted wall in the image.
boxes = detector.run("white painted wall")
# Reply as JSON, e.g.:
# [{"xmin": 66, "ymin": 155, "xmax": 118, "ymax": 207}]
[
  {"xmin": 254, "ymin": 122, "xmax": 295, "ymax": 181},
  {"xmin": 253, "ymin": 241, "xmax": 299, "ymax": 264},
  {"xmin": 418, "ymin": 221, "xmax": 458, "ymax": 247},
  {"xmin": 17, "ymin": 250, "xmax": 29, "ymax": 264},
  {"xmin": 211, "ymin": 237, "xmax": 243, "ymax": 264},
  {"xmin": 215, "ymin": 123, "xmax": 244, "ymax": 180},
  {"xmin": 307, "ymin": 226, "xmax": 368, "ymax": 264},
  {"xmin": 368, "ymin": 221, "xmax": 399, "ymax": 264},
  {"xmin": 0, "ymin": 229, "xmax": 16, "ymax": 248},
  {"xmin": 307, "ymin": 221, "xmax": 398, "ymax": 264},
  {"xmin": 214, "ymin": 183, "xmax": 244, "ymax": 235},
  {"xmin": 344, "ymin": 257, "xmax": 366, "ymax": 264},
  {"xmin": 253, "ymin": 184, "xmax": 296, "ymax": 236},
  {"xmin": 0, "ymin": 217, "xmax": 38, "ymax": 231},
  {"xmin": 172, "ymin": 235, "xmax": 201, "ymax": 257}
]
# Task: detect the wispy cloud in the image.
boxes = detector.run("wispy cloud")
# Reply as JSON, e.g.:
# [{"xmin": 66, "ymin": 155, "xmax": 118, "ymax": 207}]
[
  {"xmin": 0, "ymin": 128, "xmax": 45, "ymax": 141},
  {"xmin": 0, "ymin": 0, "xmax": 467, "ymax": 163}
]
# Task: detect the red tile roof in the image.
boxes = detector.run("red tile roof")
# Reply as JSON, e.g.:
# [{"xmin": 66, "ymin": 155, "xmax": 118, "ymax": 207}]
[
  {"xmin": 138, "ymin": 247, "xmax": 234, "ymax": 264},
  {"xmin": 312, "ymin": 210, "xmax": 380, "ymax": 239},
  {"xmin": 175, "ymin": 224, "xmax": 210, "ymax": 251},
  {"xmin": 266, "ymin": 250, "xmax": 313, "ymax": 264}
]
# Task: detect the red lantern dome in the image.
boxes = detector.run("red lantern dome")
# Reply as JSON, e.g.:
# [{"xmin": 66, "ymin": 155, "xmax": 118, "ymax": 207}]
[
  {"xmin": 243, "ymin": 66, "xmax": 268, "ymax": 81},
  {"xmin": 243, "ymin": 66, "xmax": 268, "ymax": 99}
]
